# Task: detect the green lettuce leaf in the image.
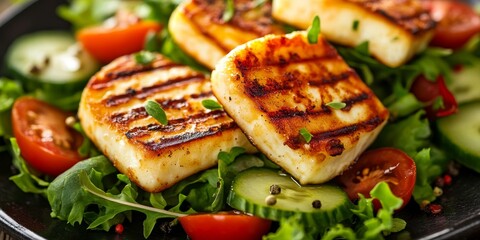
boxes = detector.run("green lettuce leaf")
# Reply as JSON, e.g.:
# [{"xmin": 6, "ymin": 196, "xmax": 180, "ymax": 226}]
[
  {"xmin": 57, "ymin": 0, "xmax": 120, "ymax": 29},
  {"xmin": 8, "ymin": 138, "xmax": 50, "ymax": 196},
  {"xmin": 143, "ymin": 0, "xmax": 183, "ymax": 25},
  {"xmin": 47, "ymin": 155, "xmax": 186, "ymax": 238},
  {"xmin": 0, "ymin": 78, "xmax": 23, "ymax": 141},
  {"xmin": 321, "ymin": 182, "xmax": 406, "ymax": 240},
  {"xmin": 372, "ymin": 110, "xmax": 430, "ymax": 157},
  {"xmin": 264, "ymin": 214, "xmax": 315, "ymax": 240}
]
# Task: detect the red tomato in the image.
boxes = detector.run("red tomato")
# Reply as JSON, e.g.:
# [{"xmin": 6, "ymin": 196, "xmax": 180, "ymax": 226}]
[
  {"xmin": 336, "ymin": 148, "xmax": 416, "ymax": 210},
  {"xmin": 424, "ymin": 0, "xmax": 480, "ymax": 49},
  {"xmin": 410, "ymin": 75, "xmax": 458, "ymax": 119},
  {"xmin": 12, "ymin": 97, "xmax": 85, "ymax": 176},
  {"xmin": 179, "ymin": 212, "xmax": 272, "ymax": 240},
  {"xmin": 77, "ymin": 12, "xmax": 161, "ymax": 63}
]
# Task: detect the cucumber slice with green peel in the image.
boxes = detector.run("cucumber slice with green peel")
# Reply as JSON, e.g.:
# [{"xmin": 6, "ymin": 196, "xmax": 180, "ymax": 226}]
[
  {"xmin": 448, "ymin": 60, "xmax": 480, "ymax": 104},
  {"xmin": 227, "ymin": 168, "xmax": 352, "ymax": 227},
  {"xmin": 436, "ymin": 101, "xmax": 480, "ymax": 172},
  {"xmin": 5, "ymin": 31, "xmax": 100, "ymax": 97}
]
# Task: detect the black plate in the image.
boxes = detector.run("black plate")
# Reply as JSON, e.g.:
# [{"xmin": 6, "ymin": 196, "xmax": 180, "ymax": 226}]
[{"xmin": 1, "ymin": 1, "xmax": 480, "ymax": 239}]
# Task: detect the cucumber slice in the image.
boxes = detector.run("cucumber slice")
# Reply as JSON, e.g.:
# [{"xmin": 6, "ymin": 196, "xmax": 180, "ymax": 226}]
[
  {"xmin": 436, "ymin": 101, "xmax": 480, "ymax": 172},
  {"xmin": 448, "ymin": 60, "xmax": 480, "ymax": 104},
  {"xmin": 5, "ymin": 31, "xmax": 100, "ymax": 97},
  {"xmin": 227, "ymin": 168, "xmax": 352, "ymax": 227}
]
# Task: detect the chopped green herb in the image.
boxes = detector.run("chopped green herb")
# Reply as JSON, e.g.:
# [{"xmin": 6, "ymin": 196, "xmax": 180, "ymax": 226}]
[
  {"xmin": 352, "ymin": 20, "xmax": 359, "ymax": 31},
  {"xmin": 326, "ymin": 101, "xmax": 347, "ymax": 110},
  {"xmin": 134, "ymin": 51, "xmax": 156, "ymax": 65},
  {"xmin": 223, "ymin": 0, "xmax": 235, "ymax": 22},
  {"xmin": 202, "ymin": 99, "xmax": 223, "ymax": 110},
  {"xmin": 307, "ymin": 16, "xmax": 321, "ymax": 44},
  {"xmin": 145, "ymin": 100, "xmax": 168, "ymax": 125},
  {"xmin": 299, "ymin": 128, "xmax": 313, "ymax": 143}
]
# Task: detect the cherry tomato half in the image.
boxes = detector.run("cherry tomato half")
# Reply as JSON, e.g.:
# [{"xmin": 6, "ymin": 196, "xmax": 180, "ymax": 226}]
[
  {"xmin": 77, "ymin": 11, "xmax": 161, "ymax": 63},
  {"xmin": 424, "ymin": 0, "xmax": 480, "ymax": 49},
  {"xmin": 336, "ymin": 148, "xmax": 416, "ymax": 210},
  {"xmin": 12, "ymin": 97, "xmax": 85, "ymax": 176},
  {"xmin": 410, "ymin": 75, "xmax": 458, "ymax": 119},
  {"xmin": 179, "ymin": 212, "xmax": 272, "ymax": 240}
]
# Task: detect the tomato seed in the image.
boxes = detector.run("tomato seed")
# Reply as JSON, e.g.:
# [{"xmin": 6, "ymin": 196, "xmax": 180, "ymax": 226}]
[{"xmin": 115, "ymin": 223, "xmax": 124, "ymax": 234}]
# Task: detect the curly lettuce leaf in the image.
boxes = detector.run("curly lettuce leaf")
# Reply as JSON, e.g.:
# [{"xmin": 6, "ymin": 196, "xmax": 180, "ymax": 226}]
[
  {"xmin": 264, "ymin": 214, "xmax": 315, "ymax": 240},
  {"xmin": 323, "ymin": 182, "xmax": 406, "ymax": 240},
  {"xmin": 412, "ymin": 147, "xmax": 449, "ymax": 203},
  {"xmin": 0, "ymin": 78, "xmax": 23, "ymax": 140},
  {"xmin": 372, "ymin": 110, "xmax": 430, "ymax": 157},
  {"xmin": 267, "ymin": 182, "xmax": 405, "ymax": 240},
  {"xmin": 47, "ymin": 155, "xmax": 186, "ymax": 238},
  {"xmin": 8, "ymin": 138, "xmax": 50, "ymax": 196},
  {"xmin": 162, "ymin": 147, "xmax": 269, "ymax": 213},
  {"xmin": 372, "ymin": 110, "xmax": 448, "ymax": 203}
]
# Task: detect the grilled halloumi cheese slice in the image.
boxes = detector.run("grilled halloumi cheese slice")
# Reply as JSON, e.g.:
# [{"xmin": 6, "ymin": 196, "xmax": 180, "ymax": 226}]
[
  {"xmin": 272, "ymin": 0, "xmax": 436, "ymax": 67},
  {"xmin": 169, "ymin": 0, "xmax": 285, "ymax": 70},
  {"xmin": 78, "ymin": 53, "xmax": 256, "ymax": 192},
  {"xmin": 211, "ymin": 32, "xmax": 390, "ymax": 184}
]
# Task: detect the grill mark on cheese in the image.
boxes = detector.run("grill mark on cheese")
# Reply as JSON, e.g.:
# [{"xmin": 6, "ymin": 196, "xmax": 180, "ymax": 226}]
[
  {"xmin": 187, "ymin": 0, "xmax": 283, "ymax": 36},
  {"xmin": 143, "ymin": 121, "xmax": 238, "ymax": 151},
  {"xmin": 267, "ymin": 92, "xmax": 371, "ymax": 120},
  {"xmin": 90, "ymin": 60, "xmax": 181, "ymax": 90},
  {"xmin": 286, "ymin": 116, "xmax": 384, "ymax": 150},
  {"xmin": 104, "ymin": 75, "xmax": 206, "ymax": 107},
  {"xmin": 124, "ymin": 110, "xmax": 231, "ymax": 139},
  {"xmin": 309, "ymin": 71, "xmax": 355, "ymax": 86},
  {"xmin": 244, "ymin": 70, "xmax": 355, "ymax": 98},
  {"xmin": 111, "ymin": 90, "xmax": 214, "ymax": 124},
  {"xmin": 185, "ymin": 13, "xmax": 231, "ymax": 52},
  {"xmin": 350, "ymin": 0, "xmax": 436, "ymax": 35}
]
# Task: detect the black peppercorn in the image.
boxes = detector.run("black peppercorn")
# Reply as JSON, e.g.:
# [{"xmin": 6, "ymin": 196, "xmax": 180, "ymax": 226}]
[
  {"xmin": 269, "ymin": 184, "xmax": 281, "ymax": 195},
  {"xmin": 312, "ymin": 199, "xmax": 322, "ymax": 209}
]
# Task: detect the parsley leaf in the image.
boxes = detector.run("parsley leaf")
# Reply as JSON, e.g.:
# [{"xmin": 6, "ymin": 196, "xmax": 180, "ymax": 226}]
[
  {"xmin": 326, "ymin": 101, "xmax": 347, "ymax": 110},
  {"xmin": 223, "ymin": 0, "xmax": 235, "ymax": 22},
  {"xmin": 307, "ymin": 16, "xmax": 321, "ymax": 44},
  {"xmin": 202, "ymin": 99, "xmax": 223, "ymax": 110},
  {"xmin": 134, "ymin": 51, "xmax": 156, "ymax": 65},
  {"xmin": 299, "ymin": 128, "xmax": 313, "ymax": 143},
  {"xmin": 352, "ymin": 20, "xmax": 359, "ymax": 31},
  {"xmin": 145, "ymin": 100, "xmax": 168, "ymax": 125}
]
